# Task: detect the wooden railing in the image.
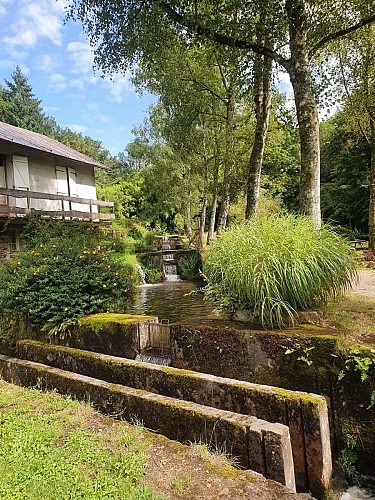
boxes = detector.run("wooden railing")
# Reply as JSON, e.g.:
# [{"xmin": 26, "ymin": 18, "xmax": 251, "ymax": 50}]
[{"xmin": 0, "ymin": 187, "xmax": 115, "ymax": 221}]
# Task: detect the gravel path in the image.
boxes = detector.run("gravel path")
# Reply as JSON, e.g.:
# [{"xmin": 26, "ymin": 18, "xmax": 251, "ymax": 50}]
[{"xmin": 351, "ymin": 270, "xmax": 375, "ymax": 299}]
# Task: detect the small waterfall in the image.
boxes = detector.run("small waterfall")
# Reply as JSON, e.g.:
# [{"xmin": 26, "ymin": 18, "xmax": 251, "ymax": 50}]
[
  {"xmin": 161, "ymin": 237, "xmax": 181, "ymax": 281},
  {"xmin": 136, "ymin": 263, "xmax": 146, "ymax": 284},
  {"xmin": 163, "ymin": 261, "xmax": 181, "ymax": 281},
  {"xmin": 135, "ymin": 352, "xmax": 171, "ymax": 366},
  {"xmin": 341, "ymin": 486, "xmax": 374, "ymax": 499}
]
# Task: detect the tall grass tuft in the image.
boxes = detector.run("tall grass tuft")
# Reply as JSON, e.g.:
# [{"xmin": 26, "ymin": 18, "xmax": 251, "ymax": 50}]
[{"xmin": 203, "ymin": 214, "xmax": 357, "ymax": 327}]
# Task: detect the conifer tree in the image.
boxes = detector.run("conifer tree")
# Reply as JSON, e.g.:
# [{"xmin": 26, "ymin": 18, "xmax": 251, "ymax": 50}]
[{"xmin": 0, "ymin": 66, "xmax": 55, "ymax": 134}]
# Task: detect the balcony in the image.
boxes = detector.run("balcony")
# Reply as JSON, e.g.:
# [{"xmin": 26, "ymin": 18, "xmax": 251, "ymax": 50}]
[{"xmin": 0, "ymin": 187, "xmax": 115, "ymax": 221}]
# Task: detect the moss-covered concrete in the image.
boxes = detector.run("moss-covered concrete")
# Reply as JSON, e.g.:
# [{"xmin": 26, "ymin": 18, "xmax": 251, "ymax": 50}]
[
  {"xmin": 17, "ymin": 339, "xmax": 330, "ymax": 498},
  {"xmin": 0, "ymin": 353, "xmax": 295, "ymax": 490},
  {"xmin": 51, "ymin": 313, "xmax": 158, "ymax": 359},
  {"xmin": 170, "ymin": 322, "xmax": 375, "ymax": 479}
]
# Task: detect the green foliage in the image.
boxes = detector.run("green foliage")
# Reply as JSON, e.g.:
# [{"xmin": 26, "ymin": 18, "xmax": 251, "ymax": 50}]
[
  {"xmin": 0, "ymin": 219, "xmax": 137, "ymax": 342},
  {"xmin": 338, "ymin": 347, "xmax": 375, "ymax": 409},
  {"xmin": 203, "ymin": 214, "xmax": 356, "ymax": 327},
  {"xmin": 178, "ymin": 252, "xmax": 202, "ymax": 281},
  {"xmin": 134, "ymin": 231, "xmax": 157, "ymax": 253},
  {"xmin": 338, "ymin": 348, "xmax": 375, "ymax": 383},
  {"xmin": 139, "ymin": 257, "xmax": 163, "ymax": 284},
  {"xmin": 338, "ymin": 419, "xmax": 361, "ymax": 479},
  {"xmin": 320, "ymin": 110, "xmax": 370, "ymax": 233},
  {"xmin": 282, "ymin": 344, "xmax": 315, "ymax": 366}
]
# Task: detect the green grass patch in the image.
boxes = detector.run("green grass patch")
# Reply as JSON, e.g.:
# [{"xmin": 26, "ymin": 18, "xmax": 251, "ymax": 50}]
[
  {"xmin": 0, "ymin": 380, "xmax": 159, "ymax": 500},
  {"xmin": 110, "ymin": 251, "xmax": 139, "ymax": 269},
  {"xmin": 325, "ymin": 293, "xmax": 375, "ymax": 345}
]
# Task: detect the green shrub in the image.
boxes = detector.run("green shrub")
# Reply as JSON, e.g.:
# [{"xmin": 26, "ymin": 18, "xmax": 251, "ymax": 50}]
[
  {"xmin": 140, "ymin": 257, "xmax": 163, "ymax": 284},
  {"xmin": 203, "ymin": 214, "xmax": 356, "ymax": 327},
  {"xmin": 0, "ymin": 219, "xmax": 137, "ymax": 343},
  {"xmin": 178, "ymin": 252, "xmax": 202, "ymax": 281}
]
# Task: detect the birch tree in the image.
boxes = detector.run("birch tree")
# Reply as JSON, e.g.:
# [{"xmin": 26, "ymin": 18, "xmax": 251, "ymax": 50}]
[{"xmin": 69, "ymin": 0, "xmax": 375, "ymax": 226}]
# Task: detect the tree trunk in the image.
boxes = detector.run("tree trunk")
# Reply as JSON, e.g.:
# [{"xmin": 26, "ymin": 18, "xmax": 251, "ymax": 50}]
[
  {"xmin": 217, "ymin": 81, "xmax": 236, "ymax": 232},
  {"xmin": 199, "ymin": 194, "xmax": 207, "ymax": 250},
  {"xmin": 369, "ymin": 107, "xmax": 375, "ymax": 252},
  {"xmin": 207, "ymin": 155, "xmax": 219, "ymax": 244},
  {"xmin": 184, "ymin": 195, "xmax": 192, "ymax": 237},
  {"xmin": 245, "ymin": 48, "xmax": 273, "ymax": 218},
  {"xmin": 286, "ymin": 0, "xmax": 321, "ymax": 228},
  {"xmin": 198, "ymin": 157, "xmax": 209, "ymax": 250}
]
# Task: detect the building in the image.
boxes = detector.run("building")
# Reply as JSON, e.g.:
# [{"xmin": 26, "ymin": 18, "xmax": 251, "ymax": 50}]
[{"xmin": 0, "ymin": 121, "xmax": 114, "ymax": 258}]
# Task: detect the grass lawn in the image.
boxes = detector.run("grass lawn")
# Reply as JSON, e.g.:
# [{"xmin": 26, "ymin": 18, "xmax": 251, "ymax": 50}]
[
  {"xmin": 0, "ymin": 380, "xmax": 157, "ymax": 500},
  {"xmin": 324, "ymin": 292, "xmax": 375, "ymax": 348},
  {"xmin": 0, "ymin": 380, "xmax": 310, "ymax": 500}
]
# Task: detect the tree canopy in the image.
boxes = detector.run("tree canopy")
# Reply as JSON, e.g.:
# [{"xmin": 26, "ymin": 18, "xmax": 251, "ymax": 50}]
[{"xmin": 68, "ymin": 0, "xmax": 375, "ymax": 226}]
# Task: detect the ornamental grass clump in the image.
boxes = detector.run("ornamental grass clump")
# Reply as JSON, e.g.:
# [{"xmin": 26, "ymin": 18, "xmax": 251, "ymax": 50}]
[{"xmin": 203, "ymin": 214, "xmax": 357, "ymax": 327}]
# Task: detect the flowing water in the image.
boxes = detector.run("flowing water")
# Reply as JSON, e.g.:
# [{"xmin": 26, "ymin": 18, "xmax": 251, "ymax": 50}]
[
  {"xmin": 130, "ymin": 278, "xmax": 375, "ymax": 498},
  {"xmin": 130, "ymin": 280, "xmax": 218, "ymax": 323},
  {"xmin": 341, "ymin": 486, "xmax": 375, "ymax": 499}
]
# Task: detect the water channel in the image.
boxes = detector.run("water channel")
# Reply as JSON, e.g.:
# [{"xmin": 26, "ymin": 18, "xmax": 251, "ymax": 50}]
[
  {"xmin": 130, "ymin": 280, "xmax": 220, "ymax": 323},
  {"xmin": 129, "ymin": 279, "xmax": 375, "ymax": 499}
]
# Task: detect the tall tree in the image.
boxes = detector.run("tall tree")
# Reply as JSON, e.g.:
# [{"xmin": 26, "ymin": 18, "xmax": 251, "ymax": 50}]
[
  {"xmin": 69, "ymin": 0, "xmax": 375, "ymax": 227},
  {"xmin": 0, "ymin": 66, "xmax": 55, "ymax": 135},
  {"xmin": 333, "ymin": 24, "xmax": 375, "ymax": 250},
  {"xmin": 245, "ymin": 23, "xmax": 274, "ymax": 218}
]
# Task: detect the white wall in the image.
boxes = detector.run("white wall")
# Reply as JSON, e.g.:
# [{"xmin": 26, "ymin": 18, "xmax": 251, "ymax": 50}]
[{"xmin": 28, "ymin": 158, "xmax": 98, "ymax": 213}]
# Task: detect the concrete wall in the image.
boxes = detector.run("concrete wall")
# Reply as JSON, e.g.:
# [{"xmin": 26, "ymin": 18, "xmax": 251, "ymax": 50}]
[
  {"xmin": 170, "ymin": 322, "xmax": 375, "ymax": 478},
  {"xmin": 0, "ymin": 354, "xmax": 296, "ymax": 491},
  {"xmin": 52, "ymin": 314, "xmax": 159, "ymax": 358},
  {"xmin": 17, "ymin": 340, "xmax": 331, "ymax": 498}
]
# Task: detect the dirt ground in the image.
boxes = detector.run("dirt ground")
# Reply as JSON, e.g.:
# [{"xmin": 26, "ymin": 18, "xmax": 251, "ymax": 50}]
[
  {"xmin": 351, "ymin": 270, "xmax": 375, "ymax": 299},
  {"xmin": 143, "ymin": 433, "xmax": 315, "ymax": 500}
]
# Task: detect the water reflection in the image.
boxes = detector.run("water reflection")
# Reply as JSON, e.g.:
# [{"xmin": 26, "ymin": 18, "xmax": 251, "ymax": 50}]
[{"xmin": 130, "ymin": 281, "xmax": 219, "ymax": 323}]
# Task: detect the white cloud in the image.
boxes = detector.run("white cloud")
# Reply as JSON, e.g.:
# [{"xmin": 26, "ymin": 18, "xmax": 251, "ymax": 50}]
[
  {"xmin": 48, "ymin": 73, "xmax": 67, "ymax": 92},
  {"xmin": 69, "ymin": 124, "xmax": 87, "ymax": 133},
  {"xmin": 0, "ymin": 0, "xmax": 11, "ymax": 16},
  {"xmin": 0, "ymin": 58, "xmax": 15, "ymax": 70},
  {"xmin": 2, "ymin": 0, "xmax": 64, "ymax": 51},
  {"xmin": 35, "ymin": 54, "xmax": 60, "ymax": 73},
  {"xmin": 84, "ymin": 103, "xmax": 110, "ymax": 123},
  {"xmin": 105, "ymin": 73, "xmax": 134, "ymax": 103},
  {"xmin": 67, "ymin": 41, "xmax": 95, "ymax": 75},
  {"xmin": 43, "ymin": 105, "xmax": 60, "ymax": 113}
]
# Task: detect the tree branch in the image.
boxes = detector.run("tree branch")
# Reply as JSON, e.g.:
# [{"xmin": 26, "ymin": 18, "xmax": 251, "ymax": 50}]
[
  {"xmin": 312, "ymin": 14, "xmax": 375, "ymax": 55},
  {"xmin": 153, "ymin": 0, "xmax": 291, "ymax": 72}
]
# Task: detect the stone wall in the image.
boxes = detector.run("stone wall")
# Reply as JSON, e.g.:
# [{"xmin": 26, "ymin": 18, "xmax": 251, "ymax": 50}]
[
  {"xmin": 0, "ymin": 354, "xmax": 296, "ymax": 491},
  {"xmin": 52, "ymin": 313, "xmax": 158, "ymax": 358},
  {"xmin": 17, "ymin": 340, "xmax": 331, "ymax": 498},
  {"xmin": 170, "ymin": 321, "xmax": 375, "ymax": 477}
]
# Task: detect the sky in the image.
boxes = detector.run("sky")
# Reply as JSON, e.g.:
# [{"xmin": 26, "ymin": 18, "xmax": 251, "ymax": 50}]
[
  {"xmin": 0, "ymin": 0, "xmax": 302, "ymax": 158},
  {"xmin": 0, "ymin": 0, "xmax": 157, "ymax": 155}
]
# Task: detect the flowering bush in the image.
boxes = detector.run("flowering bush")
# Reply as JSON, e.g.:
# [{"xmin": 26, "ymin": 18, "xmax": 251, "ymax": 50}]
[{"xmin": 0, "ymin": 219, "xmax": 137, "ymax": 343}]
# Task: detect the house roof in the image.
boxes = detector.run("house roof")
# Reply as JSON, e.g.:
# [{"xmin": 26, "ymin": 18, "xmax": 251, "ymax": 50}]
[{"xmin": 0, "ymin": 121, "xmax": 107, "ymax": 169}]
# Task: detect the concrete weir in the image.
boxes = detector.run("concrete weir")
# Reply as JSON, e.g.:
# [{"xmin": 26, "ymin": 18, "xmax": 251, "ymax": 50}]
[
  {"xmin": 16, "ymin": 341, "xmax": 332, "ymax": 498},
  {"xmin": 0, "ymin": 354, "xmax": 295, "ymax": 491}
]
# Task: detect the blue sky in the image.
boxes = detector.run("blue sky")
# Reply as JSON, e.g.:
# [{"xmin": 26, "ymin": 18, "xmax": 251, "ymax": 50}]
[{"xmin": 0, "ymin": 0, "xmax": 157, "ymax": 155}]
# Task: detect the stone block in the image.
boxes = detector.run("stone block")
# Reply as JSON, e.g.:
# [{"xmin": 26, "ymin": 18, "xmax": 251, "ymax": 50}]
[{"xmin": 0, "ymin": 354, "xmax": 295, "ymax": 491}]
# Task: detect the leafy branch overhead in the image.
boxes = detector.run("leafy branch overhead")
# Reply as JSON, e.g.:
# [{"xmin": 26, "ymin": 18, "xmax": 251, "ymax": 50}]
[{"xmin": 68, "ymin": 0, "xmax": 375, "ymax": 231}]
